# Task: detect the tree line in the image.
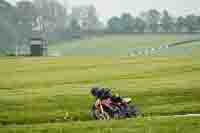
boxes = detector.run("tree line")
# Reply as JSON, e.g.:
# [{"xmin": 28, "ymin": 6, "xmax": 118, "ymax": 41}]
[
  {"xmin": 0, "ymin": 0, "xmax": 18, "ymax": 54},
  {"xmin": 107, "ymin": 10, "xmax": 200, "ymax": 33},
  {"xmin": 0, "ymin": 0, "xmax": 200, "ymax": 54}
]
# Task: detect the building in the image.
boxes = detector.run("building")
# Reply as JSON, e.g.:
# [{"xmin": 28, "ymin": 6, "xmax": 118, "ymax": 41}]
[{"xmin": 30, "ymin": 37, "xmax": 48, "ymax": 56}]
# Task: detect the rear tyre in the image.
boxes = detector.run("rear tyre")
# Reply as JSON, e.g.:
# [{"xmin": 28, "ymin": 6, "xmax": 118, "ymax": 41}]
[{"xmin": 129, "ymin": 105, "xmax": 143, "ymax": 117}]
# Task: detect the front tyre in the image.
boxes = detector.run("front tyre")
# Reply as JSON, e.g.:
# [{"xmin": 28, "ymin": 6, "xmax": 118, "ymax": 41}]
[
  {"xmin": 94, "ymin": 110, "xmax": 111, "ymax": 120},
  {"xmin": 90, "ymin": 105, "xmax": 98, "ymax": 119},
  {"xmin": 90, "ymin": 105, "xmax": 111, "ymax": 120}
]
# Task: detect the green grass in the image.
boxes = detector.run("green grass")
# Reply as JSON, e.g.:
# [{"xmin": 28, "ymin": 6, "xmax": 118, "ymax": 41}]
[
  {"xmin": 1, "ymin": 34, "xmax": 200, "ymax": 132},
  {"xmin": 49, "ymin": 34, "xmax": 200, "ymax": 56},
  {"xmin": 1, "ymin": 116, "xmax": 200, "ymax": 133},
  {"xmin": 153, "ymin": 41, "xmax": 200, "ymax": 56},
  {"xmin": 0, "ymin": 56, "xmax": 200, "ymax": 126}
]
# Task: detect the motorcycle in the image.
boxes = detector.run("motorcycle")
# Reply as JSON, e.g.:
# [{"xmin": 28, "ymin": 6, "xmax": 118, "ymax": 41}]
[{"xmin": 90, "ymin": 96, "xmax": 143, "ymax": 120}]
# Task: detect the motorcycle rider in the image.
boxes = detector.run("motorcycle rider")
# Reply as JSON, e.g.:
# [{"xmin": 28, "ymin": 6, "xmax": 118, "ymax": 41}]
[
  {"xmin": 91, "ymin": 87, "xmax": 123, "ymax": 104},
  {"xmin": 90, "ymin": 87, "xmax": 143, "ymax": 119}
]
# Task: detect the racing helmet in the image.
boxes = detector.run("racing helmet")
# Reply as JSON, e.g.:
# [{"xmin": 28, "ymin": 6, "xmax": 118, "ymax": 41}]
[{"xmin": 91, "ymin": 87, "xmax": 100, "ymax": 97}]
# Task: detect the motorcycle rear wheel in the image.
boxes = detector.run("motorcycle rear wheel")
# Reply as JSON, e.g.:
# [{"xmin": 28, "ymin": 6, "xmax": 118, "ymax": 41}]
[{"xmin": 129, "ymin": 105, "xmax": 143, "ymax": 117}]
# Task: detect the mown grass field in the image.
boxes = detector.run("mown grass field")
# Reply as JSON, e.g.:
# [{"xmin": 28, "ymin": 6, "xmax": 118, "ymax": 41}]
[
  {"xmin": 0, "ymin": 55, "xmax": 200, "ymax": 132},
  {"xmin": 1, "ymin": 34, "xmax": 200, "ymax": 132},
  {"xmin": 1, "ymin": 117, "xmax": 200, "ymax": 133},
  {"xmin": 49, "ymin": 34, "xmax": 200, "ymax": 56}
]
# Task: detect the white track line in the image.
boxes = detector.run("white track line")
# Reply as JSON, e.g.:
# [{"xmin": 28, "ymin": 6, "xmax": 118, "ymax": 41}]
[
  {"xmin": 172, "ymin": 114, "xmax": 200, "ymax": 117},
  {"xmin": 157, "ymin": 114, "xmax": 200, "ymax": 118}
]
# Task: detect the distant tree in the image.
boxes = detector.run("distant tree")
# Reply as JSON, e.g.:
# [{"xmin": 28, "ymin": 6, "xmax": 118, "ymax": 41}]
[
  {"xmin": 185, "ymin": 14, "xmax": 199, "ymax": 32},
  {"xmin": 33, "ymin": 0, "xmax": 67, "ymax": 32},
  {"xmin": 143, "ymin": 9, "xmax": 161, "ymax": 32},
  {"xmin": 134, "ymin": 17, "xmax": 146, "ymax": 32},
  {"xmin": 70, "ymin": 18, "xmax": 81, "ymax": 32},
  {"xmin": 0, "ymin": 0, "xmax": 18, "ymax": 54},
  {"xmin": 87, "ymin": 5, "xmax": 101, "ymax": 31},
  {"xmin": 161, "ymin": 10, "xmax": 174, "ymax": 32},
  {"xmin": 175, "ymin": 16, "xmax": 185, "ymax": 32},
  {"xmin": 68, "ymin": 18, "xmax": 81, "ymax": 38},
  {"xmin": 198, "ymin": 16, "xmax": 200, "ymax": 22},
  {"xmin": 71, "ymin": 5, "xmax": 101, "ymax": 31},
  {"xmin": 16, "ymin": 1, "xmax": 37, "ymax": 39},
  {"xmin": 120, "ymin": 13, "xmax": 135, "ymax": 32},
  {"xmin": 197, "ymin": 16, "xmax": 200, "ymax": 30},
  {"xmin": 107, "ymin": 16, "xmax": 123, "ymax": 32},
  {"xmin": 17, "ymin": 1, "xmax": 37, "ymax": 24},
  {"xmin": 0, "ymin": 19, "xmax": 17, "ymax": 53}
]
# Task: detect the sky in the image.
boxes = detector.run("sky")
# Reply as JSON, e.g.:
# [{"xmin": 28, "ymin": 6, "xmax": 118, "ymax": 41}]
[{"xmin": 6, "ymin": 0, "xmax": 200, "ymax": 22}]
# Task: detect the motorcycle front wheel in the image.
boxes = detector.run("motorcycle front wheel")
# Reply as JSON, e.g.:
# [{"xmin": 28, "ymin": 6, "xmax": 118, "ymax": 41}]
[{"xmin": 94, "ymin": 109, "xmax": 111, "ymax": 120}]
